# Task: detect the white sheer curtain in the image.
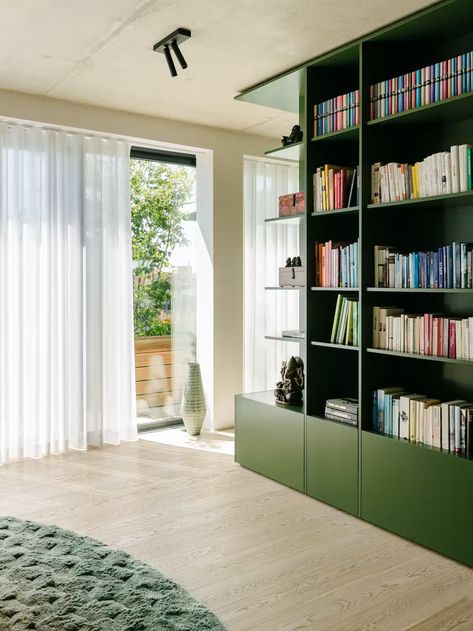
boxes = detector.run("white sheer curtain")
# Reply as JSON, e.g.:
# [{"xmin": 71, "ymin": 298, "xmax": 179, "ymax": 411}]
[
  {"xmin": 0, "ymin": 122, "xmax": 137, "ymax": 464},
  {"xmin": 243, "ymin": 156, "xmax": 300, "ymax": 393}
]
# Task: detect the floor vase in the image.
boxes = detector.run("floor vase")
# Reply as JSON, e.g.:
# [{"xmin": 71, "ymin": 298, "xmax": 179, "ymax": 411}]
[{"xmin": 181, "ymin": 363, "xmax": 206, "ymax": 436}]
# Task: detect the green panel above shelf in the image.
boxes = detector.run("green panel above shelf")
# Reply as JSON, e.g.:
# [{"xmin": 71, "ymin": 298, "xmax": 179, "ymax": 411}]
[{"xmin": 236, "ymin": 68, "xmax": 304, "ymax": 114}]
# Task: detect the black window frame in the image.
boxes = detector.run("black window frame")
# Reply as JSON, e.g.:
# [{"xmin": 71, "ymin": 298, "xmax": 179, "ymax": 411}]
[{"xmin": 130, "ymin": 146, "xmax": 196, "ymax": 167}]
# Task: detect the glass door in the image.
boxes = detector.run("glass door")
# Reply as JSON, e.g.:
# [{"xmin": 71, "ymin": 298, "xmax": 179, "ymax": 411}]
[{"xmin": 130, "ymin": 148, "xmax": 196, "ymax": 430}]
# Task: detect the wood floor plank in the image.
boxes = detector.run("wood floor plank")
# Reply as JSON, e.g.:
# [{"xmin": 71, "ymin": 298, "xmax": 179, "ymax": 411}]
[{"xmin": 0, "ymin": 440, "xmax": 471, "ymax": 631}]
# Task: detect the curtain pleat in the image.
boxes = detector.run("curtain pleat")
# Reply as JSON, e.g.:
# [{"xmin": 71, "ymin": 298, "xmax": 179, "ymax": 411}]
[
  {"xmin": 0, "ymin": 123, "xmax": 137, "ymax": 464},
  {"xmin": 243, "ymin": 157, "xmax": 300, "ymax": 393}
]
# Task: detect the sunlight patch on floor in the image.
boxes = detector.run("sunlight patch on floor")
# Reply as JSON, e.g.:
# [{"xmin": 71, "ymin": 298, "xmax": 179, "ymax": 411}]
[{"xmin": 139, "ymin": 427, "xmax": 234, "ymax": 456}]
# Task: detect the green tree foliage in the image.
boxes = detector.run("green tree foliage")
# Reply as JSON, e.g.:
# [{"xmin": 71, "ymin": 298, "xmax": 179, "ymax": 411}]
[{"xmin": 131, "ymin": 160, "xmax": 193, "ymax": 337}]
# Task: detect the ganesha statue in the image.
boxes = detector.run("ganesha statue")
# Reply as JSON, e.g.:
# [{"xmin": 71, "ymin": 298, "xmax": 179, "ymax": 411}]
[{"xmin": 274, "ymin": 356, "xmax": 304, "ymax": 406}]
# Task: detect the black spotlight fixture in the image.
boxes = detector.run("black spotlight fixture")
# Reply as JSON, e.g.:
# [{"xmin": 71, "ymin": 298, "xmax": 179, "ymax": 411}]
[{"xmin": 153, "ymin": 28, "xmax": 191, "ymax": 78}]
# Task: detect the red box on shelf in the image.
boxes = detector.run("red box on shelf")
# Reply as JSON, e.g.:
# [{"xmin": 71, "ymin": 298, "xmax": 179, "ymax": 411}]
[{"xmin": 278, "ymin": 192, "xmax": 305, "ymax": 216}]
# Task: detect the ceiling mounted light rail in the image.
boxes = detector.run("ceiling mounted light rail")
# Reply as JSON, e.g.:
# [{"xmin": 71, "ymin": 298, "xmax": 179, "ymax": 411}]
[{"xmin": 153, "ymin": 28, "xmax": 191, "ymax": 78}]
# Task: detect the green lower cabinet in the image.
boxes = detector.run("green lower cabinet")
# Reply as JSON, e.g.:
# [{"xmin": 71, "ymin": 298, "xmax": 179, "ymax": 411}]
[
  {"xmin": 235, "ymin": 392, "xmax": 304, "ymax": 492},
  {"xmin": 362, "ymin": 431, "xmax": 473, "ymax": 567},
  {"xmin": 306, "ymin": 416, "xmax": 359, "ymax": 515}
]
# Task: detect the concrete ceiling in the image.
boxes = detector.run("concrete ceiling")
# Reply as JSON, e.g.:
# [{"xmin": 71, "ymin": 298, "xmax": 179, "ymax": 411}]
[{"xmin": 0, "ymin": 0, "xmax": 436, "ymax": 137}]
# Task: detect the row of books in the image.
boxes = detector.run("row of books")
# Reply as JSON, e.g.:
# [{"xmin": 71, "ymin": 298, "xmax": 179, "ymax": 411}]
[
  {"xmin": 370, "ymin": 51, "xmax": 473, "ymax": 120},
  {"xmin": 373, "ymin": 387, "xmax": 473, "ymax": 457},
  {"xmin": 325, "ymin": 397, "xmax": 358, "ymax": 426},
  {"xmin": 371, "ymin": 145, "xmax": 472, "ymax": 204},
  {"xmin": 330, "ymin": 295, "xmax": 359, "ymax": 346},
  {"xmin": 374, "ymin": 242, "xmax": 473, "ymax": 289},
  {"xmin": 313, "ymin": 165, "xmax": 358, "ymax": 212},
  {"xmin": 372, "ymin": 307, "xmax": 473, "ymax": 360},
  {"xmin": 315, "ymin": 240, "xmax": 359, "ymax": 288},
  {"xmin": 314, "ymin": 90, "xmax": 360, "ymax": 137}
]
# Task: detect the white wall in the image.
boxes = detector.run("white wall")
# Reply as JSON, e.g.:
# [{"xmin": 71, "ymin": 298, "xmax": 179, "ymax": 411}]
[{"xmin": 0, "ymin": 89, "xmax": 274, "ymax": 429}]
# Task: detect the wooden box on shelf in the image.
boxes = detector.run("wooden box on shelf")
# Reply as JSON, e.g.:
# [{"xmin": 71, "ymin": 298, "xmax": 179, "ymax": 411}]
[
  {"xmin": 279, "ymin": 266, "xmax": 305, "ymax": 287},
  {"xmin": 278, "ymin": 192, "xmax": 305, "ymax": 216}
]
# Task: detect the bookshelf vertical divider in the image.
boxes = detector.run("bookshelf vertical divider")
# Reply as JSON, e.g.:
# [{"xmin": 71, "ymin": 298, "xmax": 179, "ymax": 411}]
[{"xmin": 235, "ymin": 0, "xmax": 473, "ymax": 568}]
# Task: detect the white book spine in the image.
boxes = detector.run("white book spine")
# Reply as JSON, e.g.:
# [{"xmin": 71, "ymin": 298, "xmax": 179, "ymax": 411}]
[
  {"xmin": 459, "ymin": 144, "xmax": 469, "ymax": 192},
  {"xmin": 441, "ymin": 403, "xmax": 450, "ymax": 451},
  {"xmin": 451, "ymin": 145, "xmax": 460, "ymax": 193},
  {"xmin": 399, "ymin": 396, "xmax": 410, "ymax": 440},
  {"xmin": 392, "ymin": 398, "xmax": 400, "ymax": 438},
  {"xmin": 454, "ymin": 405, "xmax": 461, "ymax": 453},
  {"xmin": 469, "ymin": 317, "xmax": 473, "ymax": 360}
]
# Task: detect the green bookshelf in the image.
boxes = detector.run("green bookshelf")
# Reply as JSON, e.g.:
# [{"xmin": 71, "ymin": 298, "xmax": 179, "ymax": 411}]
[{"xmin": 235, "ymin": 0, "xmax": 473, "ymax": 567}]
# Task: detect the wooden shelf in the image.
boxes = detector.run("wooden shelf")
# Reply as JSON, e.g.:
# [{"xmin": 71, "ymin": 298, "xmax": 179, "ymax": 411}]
[
  {"xmin": 311, "ymin": 125, "xmax": 359, "ymax": 143},
  {"xmin": 368, "ymin": 92, "xmax": 473, "ymax": 128},
  {"xmin": 311, "ymin": 206, "xmax": 359, "ymax": 217},
  {"xmin": 367, "ymin": 347, "xmax": 473, "ymax": 365},
  {"xmin": 311, "ymin": 340, "xmax": 359, "ymax": 351},
  {"xmin": 264, "ymin": 141, "xmax": 304, "ymax": 161},
  {"xmin": 366, "ymin": 287, "xmax": 473, "ymax": 293},
  {"xmin": 366, "ymin": 190, "xmax": 473, "ymax": 210}
]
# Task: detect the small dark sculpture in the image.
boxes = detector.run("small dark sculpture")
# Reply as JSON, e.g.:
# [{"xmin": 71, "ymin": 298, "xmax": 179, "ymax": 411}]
[
  {"xmin": 285, "ymin": 256, "xmax": 302, "ymax": 267},
  {"xmin": 274, "ymin": 356, "xmax": 304, "ymax": 406},
  {"xmin": 281, "ymin": 125, "xmax": 303, "ymax": 147}
]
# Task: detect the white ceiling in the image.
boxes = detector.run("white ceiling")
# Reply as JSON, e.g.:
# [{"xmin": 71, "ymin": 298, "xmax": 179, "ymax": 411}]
[{"xmin": 0, "ymin": 0, "xmax": 435, "ymax": 137}]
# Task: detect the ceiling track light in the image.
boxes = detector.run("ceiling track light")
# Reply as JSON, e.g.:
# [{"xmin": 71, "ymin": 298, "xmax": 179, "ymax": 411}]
[
  {"xmin": 153, "ymin": 28, "xmax": 191, "ymax": 78},
  {"xmin": 163, "ymin": 44, "xmax": 177, "ymax": 77}
]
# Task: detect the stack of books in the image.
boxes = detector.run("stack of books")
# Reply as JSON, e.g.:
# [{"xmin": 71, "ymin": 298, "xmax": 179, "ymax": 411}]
[
  {"xmin": 373, "ymin": 387, "xmax": 473, "ymax": 457},
  {"xmin": 374, "ymin": 242, "xmax": 473, "ymax": 289},
  {"xmin": 370, "ymin": 51, "xmax": 473, "ymax": 120},
  {"xmin": 315, "ymin": 240, "xmax": 359, "ymax": 288},
  {"xmin": 314, "ymin": 90, "xmax": 360, "ymax": 137},
  {"xmin": 372, "ymin": 307, "xmax": 473, "ymax": 360},
  {"xmin": 325, "ymin": 397, "xmax": 359, "ymax": 426},
  {"xmin": 313, "ymin": 165, "xmax": 358, "ymax": 212},
  {"xmin": 330, "ymin": 295, "xmax": 359, "ymax": 346},
  {"xmin": 371, "ymin": 144, "xmax": 472, "ymax": 204}
]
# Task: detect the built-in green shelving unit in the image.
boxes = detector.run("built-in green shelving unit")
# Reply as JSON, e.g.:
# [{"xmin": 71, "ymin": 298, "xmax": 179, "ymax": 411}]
[{"xmin": 235, "ymin": 0, "xmax": 473, "ymax": 567}]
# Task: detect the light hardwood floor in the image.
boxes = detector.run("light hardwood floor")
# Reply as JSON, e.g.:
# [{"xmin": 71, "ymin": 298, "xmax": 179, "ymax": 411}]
[{"xmin": 1, "ymin": 440, "xmax": 472, "ymax": 631}]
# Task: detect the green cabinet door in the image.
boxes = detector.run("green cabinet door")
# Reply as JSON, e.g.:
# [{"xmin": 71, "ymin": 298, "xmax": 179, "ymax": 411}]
[
  {"xmin": 235, "ymin": 392, "xmax": 304, "ymax": 492},
  {"xmin": 362, "ymin": 431, "xmax": 473, "ymax": 568},
  {"xmin": 306, "ymin": 416, "xmax": 359, "ymax": 515}
]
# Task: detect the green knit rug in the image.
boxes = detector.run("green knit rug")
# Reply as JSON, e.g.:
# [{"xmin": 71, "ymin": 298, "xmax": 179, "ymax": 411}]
[{"xmin": 0, "ymin": 517, "xmax": 226, "ymax": 631}]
